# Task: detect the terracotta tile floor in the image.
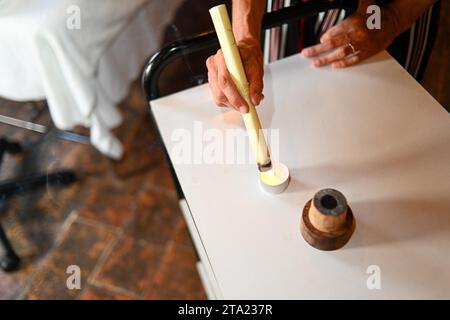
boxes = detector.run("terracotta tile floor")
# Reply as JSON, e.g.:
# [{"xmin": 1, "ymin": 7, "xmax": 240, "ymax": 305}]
[
  {"xmin": 0, "ymin": 80, "xmax": 206, "ymax": 300},
  {"xmin": 0, "ymin": 0, "xmax": 448, "ymax": 300}
]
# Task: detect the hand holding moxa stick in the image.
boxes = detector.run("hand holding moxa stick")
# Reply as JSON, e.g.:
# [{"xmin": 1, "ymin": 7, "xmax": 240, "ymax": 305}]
[{"xmin": 209, "ymin": 4, "xmax": 272, "ymax": 172}]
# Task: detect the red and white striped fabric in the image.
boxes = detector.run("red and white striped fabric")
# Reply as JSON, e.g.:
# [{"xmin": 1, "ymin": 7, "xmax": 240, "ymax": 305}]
[{"xmin": 264, "ymin": 0, "xmax": 346, "ymax": 63}]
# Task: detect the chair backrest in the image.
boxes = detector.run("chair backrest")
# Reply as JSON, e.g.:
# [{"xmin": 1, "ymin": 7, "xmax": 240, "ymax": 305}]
[{"xmin": 142, "ymin": 0, "xmax": 358, "ymax": 102}]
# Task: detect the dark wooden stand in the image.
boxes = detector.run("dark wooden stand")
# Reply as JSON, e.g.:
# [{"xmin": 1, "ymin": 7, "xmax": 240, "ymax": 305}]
[{"xmin": 300, "ymin": 189, "xmax": 355, "ymax": 251}]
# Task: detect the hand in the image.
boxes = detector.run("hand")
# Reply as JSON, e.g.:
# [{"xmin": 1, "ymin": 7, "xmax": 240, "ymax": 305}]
[
  {"xmin": 301, "ymin": 8, "xmax": 398, "ymax": 68},
  {"xmin": 206, "ymin": 41, "xmax": 264, "ymax": 113}
]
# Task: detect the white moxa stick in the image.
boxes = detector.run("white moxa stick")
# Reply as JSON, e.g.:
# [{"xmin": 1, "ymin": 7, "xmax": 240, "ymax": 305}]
[{"xmin": 209, "ymin": 4, "xmax": 272, "ymax": 171}]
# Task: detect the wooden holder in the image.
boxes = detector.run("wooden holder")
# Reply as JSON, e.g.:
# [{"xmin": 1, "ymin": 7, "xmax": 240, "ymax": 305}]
[
  {"xmin": 209, "ymin": 5, "xmax": 272, "ymax": 170},
  {"xmin": 300, "ymin": 189, "xmax": 355, "ymax": 251}
]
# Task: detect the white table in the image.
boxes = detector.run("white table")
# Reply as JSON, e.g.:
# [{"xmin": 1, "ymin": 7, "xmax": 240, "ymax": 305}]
[{"xmin": 150, "ymin": 51, "xmax": 450, "ymax": 299}]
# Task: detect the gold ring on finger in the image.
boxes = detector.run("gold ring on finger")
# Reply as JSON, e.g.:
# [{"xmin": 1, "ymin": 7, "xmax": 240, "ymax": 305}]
[{"xmin": 347, "ymin": 42, "xmax": 357, "ymax": 54}]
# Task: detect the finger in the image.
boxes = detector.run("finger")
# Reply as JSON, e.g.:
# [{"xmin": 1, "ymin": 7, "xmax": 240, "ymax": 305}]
[
  {"xmin": 207, "ymin": 56, "xmax": 229, "ymax": 107},
  {"xmin": 331, "ymin": 54, "xmax": 361, "ymax": 69},
  {"xmin": 206, "ymin": 55, "xmax": 214, "ymax": 71},
  {"xmin": 320, "ymin": 24, "xmax": 347, "ymax": 43},
  {"xmin": 216, "ymin": 52, "xmax": 248, "ymax": 113},
  {"xmin": 320, "ymin": 14, "xmax": 362, "ymax": 43},
  {"xmin": 301, "ymin": 34, "xmax": 347, "ymax": 57},
  {"xmin": 208, "ymin": 72, "xmax": 228, "ymax": 107},
  {"xmin": 245, "ymin": 60, "xmax": 264, "ymax": 106},
  {"xmin": 312, "ymin": 44, "xmax": 354, "ymax": 67}
]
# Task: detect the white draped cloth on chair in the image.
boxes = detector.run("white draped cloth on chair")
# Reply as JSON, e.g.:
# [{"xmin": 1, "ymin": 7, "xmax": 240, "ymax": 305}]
[{"xmin": 0, "ymin": 0, "xmax": 182, "ymax": 159}]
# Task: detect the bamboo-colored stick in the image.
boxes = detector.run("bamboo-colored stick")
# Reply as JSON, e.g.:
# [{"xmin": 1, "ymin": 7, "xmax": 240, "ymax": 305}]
[{"xmin": 209, "ymin": 4, "xmax": 272, "ymax": 170}]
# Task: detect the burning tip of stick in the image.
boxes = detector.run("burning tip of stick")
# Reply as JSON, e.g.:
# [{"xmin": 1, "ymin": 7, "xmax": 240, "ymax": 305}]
[{"xmin": 258, "ymin": 161, "xmax": 273, "ymax": 173}]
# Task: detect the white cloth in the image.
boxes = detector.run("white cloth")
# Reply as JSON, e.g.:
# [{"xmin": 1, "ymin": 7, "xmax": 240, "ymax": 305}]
[{"xmin": 0, "ymin": 0, "xmax": 182, "ymax": 158}]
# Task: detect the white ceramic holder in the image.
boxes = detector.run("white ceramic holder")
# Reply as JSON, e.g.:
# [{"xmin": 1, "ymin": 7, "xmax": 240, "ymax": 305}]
[{"xmin": 259, "ymin": 161, "xmax": 290, "ymax": 194}]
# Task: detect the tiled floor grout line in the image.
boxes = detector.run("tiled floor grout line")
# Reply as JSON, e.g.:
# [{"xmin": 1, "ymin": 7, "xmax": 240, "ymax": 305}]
[
  {"xmin": 88, "ymin": 279, "xmax": 143, "ymax": 300},
  {"xmin": 140, "ymin": 240, "xmax": 176, "ymax": 298},
  {"xmin": 79, "ymin": 184, "xmax": 182, "ymax": 297},
  {"xmin": 54, "ymin": 210, "xmax": 80, "ymax": 246},
  {"xmin": 86, "ymin": 235, "xmax": 173, "ymax": 300},
  {"xmin": 15, "ymin": 210, "xmax": 79, "ymax": 300},
  {"xmin": 75, "ymin": 214, "xmax": 123, "ymax": 234},
  {"xmin": 87, "ymin": 230, "xmax": 124, "ymax": 288},
  {"xmin": 142, "ymin": 185, "xmax": 178, "ymax": 199}
]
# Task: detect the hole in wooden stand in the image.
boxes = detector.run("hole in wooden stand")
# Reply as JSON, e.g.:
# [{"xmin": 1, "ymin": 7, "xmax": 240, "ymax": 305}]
[{"xmin": 320, "ymin": 194, "xmax": 338, "ymax": 211}]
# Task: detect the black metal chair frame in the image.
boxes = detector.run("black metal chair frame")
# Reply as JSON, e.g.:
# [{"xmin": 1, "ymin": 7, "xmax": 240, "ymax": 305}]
[
  {"xmin": 142, "ymin": 0, "xmax": 358, "ymax": 201},
  {"xmin": 0, "ymin": 109, "xmax": 78, "ymax": 272}
]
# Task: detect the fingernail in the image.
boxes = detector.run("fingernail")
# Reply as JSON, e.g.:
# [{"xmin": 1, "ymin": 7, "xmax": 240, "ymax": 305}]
[
  {"xmin": 239, "ymin": 106, "xmax": 248, "ymax": 113},
  {"xmin": 313, "ymin": 60, "xmax": 322, "ymax": 67}
]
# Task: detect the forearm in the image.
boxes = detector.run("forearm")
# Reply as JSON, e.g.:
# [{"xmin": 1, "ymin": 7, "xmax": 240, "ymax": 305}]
[
  {"xmin": 232, "ymin": 0, "xmax": 266, "ymax": 45},
  {"xmin": 384, "ymin": 0, "xmax": 438, "ymax": 35},
  {"xmin": 358, "ymin": 0, "xmax": 377, "ymax": 12}
]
